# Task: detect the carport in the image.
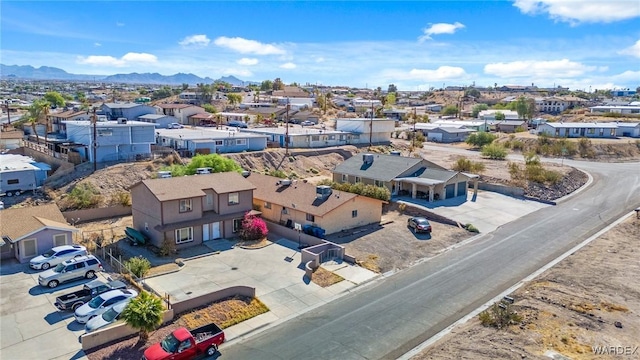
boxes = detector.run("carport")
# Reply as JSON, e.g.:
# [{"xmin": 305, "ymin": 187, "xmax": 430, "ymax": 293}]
[{"xmin": 394, "ymin": 169, "xmax": 477, "ymax": 202}]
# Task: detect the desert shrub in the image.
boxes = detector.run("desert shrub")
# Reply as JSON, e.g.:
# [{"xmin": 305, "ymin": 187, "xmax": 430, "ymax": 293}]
[
  {"xmin": 511, "ymin": 140, "xmax": 524, "ymax": 150},
  {"xmin": 268, "ymin": 169, "xmax": 287, "ymax": 178},
  {"xmin": 112, "ymin": 191, "xmax": 132, "ymax": 206},
  {"xmin": 158, "ymin": 238, "xmax": 176, "ymax": 257},
  {"xmin": 68, "ymin": 183, "xmax": 102, "ymax": 209},
  {"xmin": 464, "ymin": 223, "xmax": 479, "ymax": 233},
  {"xmin": 317, "ymin": 180, "xmax": 390, "ymax": 201},
  {"xmin": 480, "ymin": 143, "xmax": 508, "ymax": 159},
  {"xmin": 453, "ymin": 157, "xmax": 486, "ymax": 174},
  {"xmin": 578, "ymin": 138, "xmax": 595, "ymax": 158},
  {"xmin": 240, "ymin": 212, "xmax": 268, "ymax": 241},
  {"xmin": 398, "ymin": 203, "xmax": 407, "ymax": 214},
  {"xmin": 466, "ymin": 132, "xmax": 497, "ymax": 148},
  {"xmin": 308, "ymin": 168, "xmax": 320, "ymax": 175},
  {"xmin": 523, "ymin": 151, "xmax": 540, "ymax": 165},
  {"xmin": 514, "ymin": 126, "xmax": 526, "ymax": 133},
  {"xmin": 508, "ymin": 162, "xmax": 522, "ymax": 181},
  {"xmin": 124, "ymin": 256, "xmax": 151, "ymax": 278},
  {"xmin": 479, "ymin": 302, "xmax": 522, "ymax": 329}
]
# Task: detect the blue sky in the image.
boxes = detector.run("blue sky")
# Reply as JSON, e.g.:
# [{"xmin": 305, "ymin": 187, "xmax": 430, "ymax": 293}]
[{"xmin": 1, "ymin": 1, "xmax": 639, "ymax": 90}]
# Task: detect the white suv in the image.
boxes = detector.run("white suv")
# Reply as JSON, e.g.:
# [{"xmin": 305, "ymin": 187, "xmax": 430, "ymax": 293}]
[
  {"xmin": 38, "ymin": 255, "xmax": 102, "ymax": 288},
  {"xmin": 30, "ymin": 245, "xmax": 88, "ymax": 270}
]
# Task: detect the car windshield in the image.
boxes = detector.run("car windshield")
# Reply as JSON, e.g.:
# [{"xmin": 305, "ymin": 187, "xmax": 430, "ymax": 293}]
[
  {"xmin": 161, "ymin": 333, "xmax": 180, "ymax": 353},
  {"xmin": 101, "ymin": 307, "xmax": 119, "ymax": 322},
  {"xmin": 54, "ymin": 263, "xmax": 65, "ymax": 272},
  {"xmin": 88, "ymin": 295, "xmax": 105, "ymax": 309},
  {"xmin": 42, "ymin": 250, "xmax": 55, "ymax": 258},
  {"xmin": 416, "ymin": 219, "xmax": 429, "ymax": 224}
]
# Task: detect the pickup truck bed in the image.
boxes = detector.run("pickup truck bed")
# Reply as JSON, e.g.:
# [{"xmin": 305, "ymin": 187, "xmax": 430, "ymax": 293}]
[{"xmin": 54, "ymin": 280, "xmax": 127, "ymax": 311}]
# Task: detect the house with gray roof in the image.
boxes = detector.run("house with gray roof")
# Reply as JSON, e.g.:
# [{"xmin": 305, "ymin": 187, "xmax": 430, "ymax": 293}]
[
  {"xmin": 130, "ymin": 172, "xmax": 257, "ymax": 249},
  {"xmin": 99, "ymin": 103, "xmax": 156, "ymax": 120},
  {"xmin": 332, "ymin": 153, "xmax": 475, "ymax": 201},
  {"xmin": 537, "ymin": 122, "xmax": 618, "ymax": 138},
  {"xmin": 155, "ymin": 128, "xmax": 267, "ymax": 155},
  {"xmin": 138, "ymin": 114, "xmax": 177, "ymax": 129}
]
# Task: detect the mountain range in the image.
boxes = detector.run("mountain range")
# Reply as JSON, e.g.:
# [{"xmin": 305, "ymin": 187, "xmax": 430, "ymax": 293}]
[{"xmin": 0, "ymin": 64, "xmax": 254, "ymax": 86}]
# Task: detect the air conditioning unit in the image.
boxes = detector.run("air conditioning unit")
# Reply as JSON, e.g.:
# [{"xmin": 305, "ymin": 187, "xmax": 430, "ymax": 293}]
[
  {"xmin": 117, "ymin": 117, "xmax": 127, "ymax": 124},
  {"xmin": 277, "ymin": 179, "xmax": 292, "ymax": 186}
]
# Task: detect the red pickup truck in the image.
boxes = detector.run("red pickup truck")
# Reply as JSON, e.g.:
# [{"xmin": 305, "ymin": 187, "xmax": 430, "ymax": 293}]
[{"xmin": 143, "ymin": 323, "xmax": 225, "ymax": 360}]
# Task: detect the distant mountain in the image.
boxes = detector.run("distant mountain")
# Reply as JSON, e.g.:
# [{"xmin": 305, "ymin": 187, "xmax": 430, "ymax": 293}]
[{"xmin": 0, "ymin": 64, "xmax": 257, "ymax": 86}]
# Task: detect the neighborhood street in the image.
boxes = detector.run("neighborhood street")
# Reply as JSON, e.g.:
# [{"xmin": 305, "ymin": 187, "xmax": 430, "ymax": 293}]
[{"xmin": 220, "ymin": 156, "xmax": 640, "ymax": 359}]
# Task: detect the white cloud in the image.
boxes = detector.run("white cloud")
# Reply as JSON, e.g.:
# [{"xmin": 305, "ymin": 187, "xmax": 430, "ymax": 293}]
[
  {"xmin": 279, "ymin": 62, "xmax": 297, "ymax": 69},
  {"xmin": 116, "ymin": 22, "xmax": 125, "ymax": 27},
  {"xmin": 220, "ymin": 68, "xmax": 253, "ymax": 77},
  {"xmin": 213, "ymin": 36, "xmax": 286, "ymax": 55},
  {"xmin": 513, "ymin": 0, "xmax": 640, "ymax": 24},
  {"xmin": 419, "ymin": 22, "xmax": 465, "ymax": 42},
  {"xmin": 76, "ymin": 52, "xmax": 157, "ymax": 67},
  {"xmin": 315, "ymin": 57, "xmax": 325, "ymax": 63},
  {"xmin": 179, "ymin": 34, "xmax": 211, "ymax": 47},
  {"xmin": 237, "ymin": 58, "xmax": 259, "ymax": 66},
  {"xmin": 484, "ymin": 59, "xmax": 596, "ymax": 78},
  {"xmin": 618, "ymin": 40, "xmax": 640, "ymax": 58},
  {"xmin": 94, "ymin": 42, "xmax": 101, "ymax": 47},
  {"xmin": 381, "ymin": 66, "xmax": 469, "ymax": 82}
]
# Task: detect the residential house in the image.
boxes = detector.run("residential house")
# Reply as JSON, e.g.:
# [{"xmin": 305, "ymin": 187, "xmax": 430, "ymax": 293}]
[
  {"xmin": 244, "ymin": 107, "xmax": 287, "ymax": 122},
  {"xmin": 589, "ymin": 105, "xmax": 640, "ymax": 115},
  {"xmin": 241, "ymin": 127, "xmax": 355, "ymax": 148},
  {"xmin": 0, "ymin": 154, "xmax": 51, "ymax": 196},
  {"xmin": 414, "ymin": 124, "xmax": 475, "ymax": 143},
  {"xmin": 537, "ymin": 122, "xmax": 618, "ymax": 138},
  {"xmin": 130, "ymin": 172, "xmax": 256, "ymax": 249},
  {"xmin": 245, "ymin": 173, "xmax": 384, "ymax": 235},
  {"xmin": 615, "ymin": 122, "xmax": 640, "ymax": 137},
  {"xmin": 0, "ymin": 130, "xmax": 24, "ymax": 150},
  {"xmin": 495, "ymin": 120, "xmax": 528, "ymax": 133},
  {"xmin": 536, "ymin": 96, "xmax": 587, "ymax": 114},
  {"xmin": 48, "ymin": 110, "xmax": 91, "ymax": 133},
  {"xmin": 189, "ymin": 113, "xmax": 217, "ymax": 127},
  {"xmin": 99, "ymin": 103, "xmax": 156, "ymax": 121},
  {"xmin": 0, "ymin": 203, "xmax": 78, "ymax": 263},
  {"xmin": 272, "ymin": 86, "xmax": 309, "ymax": 98},
  {"xmin": 478, "ymin": 110, "xmax": 520, "ymax": 121},
  {"xmin": 290, "ymin": 111, "xmax": 319, "ymax": 124},
  {"xmin": 335, "ymin": 118, "xmax": 394, "ymax": 144},
  {"xmin": 64, "ymin": 120, "xmax": 156, "ymax": 162},
  {"xmin": 276, "ymin": 97, "xmax": 313, "ymax": 110},
  {"xmin": 155, "ymin": 104, "xmax": 205, "ymax": 125},
  {"xmin": 138, "ymin": 114, "xmax": 177, "ymax": 129},
  {"xmin": 426, "ymin": 104, "xmax": 443, "ymax": 112},
  {"xmin": 352, "ymin": 98, "xmax": 383, "ymax": 112},
  {"xmin": 155, "ymin": 128, "xmax": 267, "ymax": 155},
  {"xmin": 433, "ymin": 120, "xmax": 489, "ymax": 132}
]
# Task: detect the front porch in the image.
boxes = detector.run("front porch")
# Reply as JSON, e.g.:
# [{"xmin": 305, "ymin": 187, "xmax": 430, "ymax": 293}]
[{"xmin": 392, "ymin": 177, "xmax": 478, "ymax": 202}]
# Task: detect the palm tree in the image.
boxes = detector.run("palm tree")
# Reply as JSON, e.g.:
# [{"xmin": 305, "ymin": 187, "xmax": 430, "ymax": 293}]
[{"xmin": 121, "ymin": 291, "xmax": 164, "ymax": 341}]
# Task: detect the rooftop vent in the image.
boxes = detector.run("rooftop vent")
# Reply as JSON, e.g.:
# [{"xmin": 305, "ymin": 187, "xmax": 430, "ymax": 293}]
[
  {"xmin": 241, "ymin": 170, "xmax": 251, "ymax": 178},
  {"xmin": 195, "ymin": 167, "xmax": 212, "ymax": 174},
  {"xmin": 277, "ymin": 179, "xmax": 292, "ymax": 186},
  {"xmin": 390, "ymin": 151, "xmax": 401, "ymax": 156},
  {"xmin": 316, "ymin": 185, "xmax": 332, "ymax": 199},
  {"xmin": 157, "ymin": 171, "xmax": 172, "ymax": 179},
  {"xmin": 362, "ymin": 153, "xmax": 374, "ymax": 164}
]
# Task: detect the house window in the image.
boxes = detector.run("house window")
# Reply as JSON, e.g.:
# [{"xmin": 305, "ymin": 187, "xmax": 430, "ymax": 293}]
[
  {"xmin": 311, "ymin": 135, "xmax": 320, "ymax": 141},
  {"xmin": 355, "ymin": 176, "xmax": 361, "ymax": 183},
  {"xmin": 228, "ymin": 192, "xmax": 239, "ymax": 205},
  {"xmin": 352, "ymin": 210, "xmax": 358, "ymax": 218},
  {"xmin": 555, "ymin": 129, "xmax": 559, "ymax": 136},
  {"xmin": 342, "ymin": 174, "xmax": 348, "ymax": 182},
  {"xmin": 328, "ymin": 135, "xmax": 335, "ymax": 140},
  {"xmin": 264, "ymin": 202, "xmax": 271, "ymax": 209},
  {"xmin": 175, "ymin": 227, "xmax": 193, "ymax": 244},
  {"xmin": 282, "ymin": 208, "xmax": 288, "ymax": 215},
  {"xmin": 53, "ymin": 234, "xmax": 67, "ymax": 247},
  {"xmin": 374, "ymin": 180, "xmax": 384, "ymax": 187},
  {"xmin": 233, "ymin": 218, "xmax": 242, "ymax": 233},
  {"xmin": 206, "ymin": 194, "xmax": 213, "ymax": 205},
  {"xmin": 306, "ymin": 214, "xmax": 315, "ymax": 222},
  {"xmin": 22, "ymin": 238, "xmax": 37, "ymax": 257},
  {"xmin": 179, "ymin": 199, "xmax": 192, "ymax": 213},
  {"xmin": 587, "ymin": 128, "xmax": 595, "ymax": 134},
  {"xmin": 215, "ymin": 140, "xmax": 223, "ymax": 145},
  {"xmin": 236, "ymin": 139, "xmax": 247, "ymax": 145},
  {"xmin": 610, "ymin": 129, "xmax": 616, "ymax": 136},
  {"xmin": 7, "ymin": 179, "xmax": 19, "ymax": 185}
]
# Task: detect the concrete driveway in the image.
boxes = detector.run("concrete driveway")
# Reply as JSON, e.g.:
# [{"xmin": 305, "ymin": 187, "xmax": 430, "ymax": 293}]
[
  {"xmin": 0, "ymin": 260, "xmax": 109, "ymax": 360},
  {"xmin": 398, "ymin": 190, "xmax": 550, "ymax": 233},
  {"xmin": 143, "ymin": 238, "xmax": 377, "ymax": 340}
]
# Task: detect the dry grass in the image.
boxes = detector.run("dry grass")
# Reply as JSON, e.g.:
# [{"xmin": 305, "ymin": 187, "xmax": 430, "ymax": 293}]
[
  {"xmin": 311, "ymin": 267, "xmax": 344, "ymax": 287},
  {"xmin": 179, "ymin": 296, "xmax": 269, "ymax": 330},
  {"xmin": 237, "ymin": 238, "xmax": 271, "ymax": 249},
  {"xmin": 357, "ymin": 254, "xmax": 381, "ymax": 273},
  {"xmin": 146, "ymin": 262, "xmax": 181, "ymax": 277},
  {"xmin": 599, "ymin": 301, "xmax": 629, "ymax": 312}
]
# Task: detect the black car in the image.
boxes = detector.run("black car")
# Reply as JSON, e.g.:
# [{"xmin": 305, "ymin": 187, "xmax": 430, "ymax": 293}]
[{"xmin": 408, "ymin": 217, "xmax": 432, "ymax": 234}]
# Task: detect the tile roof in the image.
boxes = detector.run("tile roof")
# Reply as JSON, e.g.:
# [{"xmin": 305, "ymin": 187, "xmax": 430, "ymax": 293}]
[
  {"xmin": 245, "ymin": 173, "xmax": 366, "ymax": 217},
  {"xmin": 133, "ymin": 172, "xmax": 256, "ymax": 202},
  {"xmin": 1, "ymin": 203, "xmax": 75, "ymax": 242},
  {"xmin": 333, "ymin": 154, "xmax": 442, "ymax": 182}
]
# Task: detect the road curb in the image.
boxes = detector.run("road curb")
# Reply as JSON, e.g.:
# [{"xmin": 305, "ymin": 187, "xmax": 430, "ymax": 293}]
[{"xmin": 397, "ymin": 210, "xmax": 635, "ymax": 360}]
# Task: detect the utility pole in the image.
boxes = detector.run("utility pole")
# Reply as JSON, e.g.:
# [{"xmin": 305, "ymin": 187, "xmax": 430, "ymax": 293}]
[
  {"xmin": 4, "ymin": 100, "xmax": 10, "ymax": 125},
  {"xmin": 285, "ymin": 98, "xmax": 290, "ymax": 156},
  {"xmin": 92, "ymin": 108, "xmax": 97, "ymax": 172},
  {"xmin": 413, "ymin": 107, "xmax": 417, "ymax": 150},
  {"xmin": 369, "ymin": 101, "xmax": 373, "ymax": 148}
]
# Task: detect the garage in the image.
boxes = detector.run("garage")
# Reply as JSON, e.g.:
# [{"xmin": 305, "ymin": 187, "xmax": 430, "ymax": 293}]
[
  {"xmin": 427, "ymin": 132, "xmax": 443, "ymax": 142},
  {"xmin": 445, "ymin": 184, "xmax": 455, "ymax": 199},
  {"xmin": 457, "ymin": 181, "xmax": 467, "ymax": 196}
]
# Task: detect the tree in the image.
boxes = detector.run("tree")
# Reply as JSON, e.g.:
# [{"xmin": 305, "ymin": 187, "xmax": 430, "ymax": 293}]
[
  {"xmin": 202, "ymin": 104, "xmax": 217, "ymax": 113},
  {"xmin": 442, "ymin": 105, "xmax": 458, "ymax": 116},
  {"xmin": 515, "ymin": 96, "xmax": 530, "ymax": 120},
  {"xmin": 22, "ymin": 99, "xmax": 49, "ymax": 144},
  {"xmin": 387, "ymin": 84, "xmax": 398, "ymax": 93},
  {"xmin": 151, "ymin": 86, "xmax": 172, "ymax": 100},
  {"xmin": 260, "ymin": 80, "xmax": 273, "ymax": 92},
  {"xmin": 121, "ymin": 291, "xmax": 164, "ymax": 341},
  {"xmin": 43, "ymin": 91, "xmax": 66, "ymax": 108},
  {"xmin": 196, "ymin": 83, "xmax": 212, "ymax": 104},
  {"xmin": 273, "ymin": 78, "xmax": 284, "ymax": 91},
  {"xmin": 385, "ymin": 93, "xmax": 396, "ymax": 106},
  {"xmin": 240, "ymin": 212, "xmax": 268, "ymax": 241},
  {"xmin": 466, "ymin": 132, "xmax": 496, "ymax": 147},
  {"xmin": 471, "ymin": 104, "xmax": 489, "ymax": 118},
  {"xmin": 226, "ymin": 93, "xmax": 242, "ymax": 109},
  {"xmin": 465, "ymin": 88, "xmax": 481, "ymax": 99},
  {"xmin": 182, "ymin": 83, "xmax": 189, "ymax": 91},
  {"xmin": 495, "ymin": 111, "xmax": 506, "ymax": 120}
]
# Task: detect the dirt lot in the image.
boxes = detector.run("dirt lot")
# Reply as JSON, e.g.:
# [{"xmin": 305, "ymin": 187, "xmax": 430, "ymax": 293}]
[{"xmin": 414, "ymin": 214, "xmax": 640, "ymax": 360}]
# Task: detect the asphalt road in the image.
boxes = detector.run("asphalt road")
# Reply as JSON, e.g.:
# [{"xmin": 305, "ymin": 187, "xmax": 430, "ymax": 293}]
[{"xmin": 222, "ymin": 156, "xmax": 640, "ymax": 360}]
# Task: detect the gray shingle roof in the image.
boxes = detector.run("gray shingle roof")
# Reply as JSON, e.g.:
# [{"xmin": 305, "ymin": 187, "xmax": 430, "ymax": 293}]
[
  {"xmin": 133, "ymin": 172, "xmax": 255, "ymax": 202},
  {"xmin": 333, "ymin": 154, "xmax": 423, "ymax": 182},
  {"xmin": 1, "ymin": 203, "xmax": 75, "ymax": 242}
]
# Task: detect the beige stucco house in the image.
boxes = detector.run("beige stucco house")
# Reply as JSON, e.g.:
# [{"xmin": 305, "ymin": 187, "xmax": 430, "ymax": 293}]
[
  {"xmin": 245, "ymin": 173, "xmax": 384, "ymax": 235},
  {"xmin": 130, "ymin": 172, "xmax": 256, "ymax": 249}
]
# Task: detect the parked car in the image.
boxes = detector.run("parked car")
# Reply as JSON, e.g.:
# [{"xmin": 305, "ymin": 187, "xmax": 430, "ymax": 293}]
[
  {"xmin": 38, "ymin": 255, "xmax": 102, "ymax": 288},
  {"xmin": 301, "ymin": 120, "xmax": 315, "ymax": 126},
  {"xmin": 168, "ymin": 123, "xmax": 184, "ymax": 129},
  {"xmin": 143, "ymin": 323, "xmax": 225, "ymax": 360},
  {"xmin": 227, "ymin": 120, "xmax": 248, "ymax": 128},
  {"xmin": 407, "ymin": 217, "xmax": 432, "ymax": 234},
  {"xmin": 54, "ymin": 279, "xmax": 127, "ymax": 311},
  {"xmin": 74, "ymin": 288, "xmax": 138, "ymax": 324},
  {"xmin": 85, "ymin": 301, "xmax": 129, "ymax": 333},
  {"xmin": 30, "ymin": 244, "xmax": 88, "ymax": 270}
]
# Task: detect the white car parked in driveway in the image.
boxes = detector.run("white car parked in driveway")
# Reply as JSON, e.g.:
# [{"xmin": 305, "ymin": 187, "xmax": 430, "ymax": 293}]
[
  {"xmin": 75, "ymin": 289, "xmax": 138, "ymax": 324},
  {"xmin": 85, "ymin": 301, "xmax": 129, "ymax": 333},
  {"xmin": 30, "ymin": 245, "xmax": 88, "ymax": 270}
]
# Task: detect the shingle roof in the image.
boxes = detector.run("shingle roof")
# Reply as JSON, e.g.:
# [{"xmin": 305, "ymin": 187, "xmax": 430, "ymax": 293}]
[
  {"xmin": 156, "ymin": 104, "xmax": 194, "ymax": 109},
  {"xmin": 245, "ymin": 173, "xmax": 367, "ymax": 217},
  {"xmin": 418, "ymin": 168, "xmax": 458, "ymax": 182},
  {"xmin": 1, "ymin": 203, "xmax": 75, "ymax": 242},
  {"xmin": 103, "ymin": 103, "xmax": 143, "ymax": 109},
  {"xmin": 133, "ymin": 172, "xmax": 256, "ymax": 202},
  {"xmin": 333, "ymin": 154, "xmax": 437, "ymax": 182}
]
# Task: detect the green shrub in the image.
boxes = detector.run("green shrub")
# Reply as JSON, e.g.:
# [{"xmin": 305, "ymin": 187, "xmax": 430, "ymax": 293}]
[
  {"xmin": 124, "ymin": 256, "xmax": 151, "ymax": 278},
  {"xmin": 268, "ymin": 169, "xmax": 287, "ymax": 178},
  {"xmin": 464, "ymin": 223, "xmax": 479, "ymax": 233},
  {"xmin": 68, "ymin": 183, "xmax": 102, "ymax": 209},
  {"xmin": 511, "ymin": 140, "xmax": 524, "ymax": 150},
  {"xmin": 466, "ymin": 132, "xmax": 497, "ymax": 148},
  {"xmin": 452, "ymin": 157, "xmax": 485, "ymax": 174},
  {"xmin": 479, "ymin": 302, "xmax": 522, "ymax": 329},
  {"xmin": 112, "ymin": 191, "xmax": 131, "ymax": 206},
  {"xmin": 480, "ymin": 143, "xmax": 508, "ymax": 159},
  {"xmin": 317, "ymin": 180, "xmax": 390, "ymax": 201},
  {"xmin": 578, "ymin": 138, "xmax": 595, "ymax": 158}
]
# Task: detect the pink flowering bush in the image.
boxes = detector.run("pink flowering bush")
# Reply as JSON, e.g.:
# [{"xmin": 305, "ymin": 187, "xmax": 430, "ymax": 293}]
[{"xmin": 240, "ymin": 212, "xmax": 268, "ymax": 241}]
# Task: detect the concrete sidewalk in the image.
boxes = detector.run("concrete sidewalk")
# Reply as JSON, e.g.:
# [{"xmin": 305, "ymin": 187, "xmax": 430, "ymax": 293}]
[
  {"xmin": 144, "ymin": 237, "xmax": 378, "ymax": 341},
  {"xmin": 397, "ymin": 190, "xmax": 550, "ymax": 233}
]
